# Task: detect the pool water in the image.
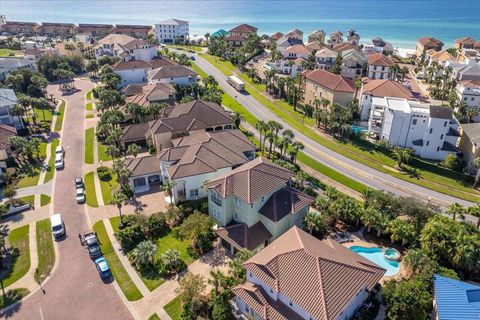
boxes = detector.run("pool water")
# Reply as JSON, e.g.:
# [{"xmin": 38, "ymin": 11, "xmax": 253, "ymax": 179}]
[{"xmin": 350, "ymin": 246, "xmax": 400, "ymax": 276}]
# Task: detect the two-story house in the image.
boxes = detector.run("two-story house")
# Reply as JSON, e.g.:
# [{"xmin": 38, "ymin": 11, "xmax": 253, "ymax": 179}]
[
  {"xmin": 328, "ymin": 31, "xmax": 343, "ymax": 47},
  {"xmin": 205, "ymin": 157, "xmax": 314, "ymax": 253},
  {"xmin": 147, "ymin": 64, "xmax": 198, "ymax": 86},
  {"xmin": 279, "ymin": 44, "xmax": 313, "ymax": 77},
  {"xmin": 340, "ymin": 48, "xmax": 367, "ymax": 79},
  {"xmin": 455, "ymin": 37, "xmax": 477, "ymax": 51},
  {"xmin": 94, "ymin": 34, "xmax": 157, "ymax": 61},
  {"xmin": 232, "ymin": 226, "xmax": 385, "ymax": 320},
  {"xmin": 0, "ymin": 89, "xmax": 24, "ymax": 129},
  {"xmin": 416, "ymin": 37, "xmax": 444, "ymax": 59},
  {"xmin": 126, "ymin": 129, "xmax": 255, "ymax": 199},
  {"xmin": 455, "ymin": 80, "xmax": 480, "ymax": 122},
  {"xmin": 307, "ymin": 29, "xmax": 326, "ymax": 44},
  {"xmin": 303, "ymin": 69, "xmax": 356, "ymax": 107},
  {"xmin": 226, "ymin": 24, "xmax": 258, "ymax": 47},
  {"xmin": 113, "ymin": 56, "xmax": 178, "ymax": 87},
  {"xmin": 367, "ymin": 53, "xmax": 395, "ymax": 80},
  {"xmin": 315, "ymin": 47, "xmax": 337, "ymax": 71}
]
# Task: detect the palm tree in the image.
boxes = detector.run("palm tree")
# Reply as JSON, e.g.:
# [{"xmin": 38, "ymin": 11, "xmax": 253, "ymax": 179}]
[
  {"xmin": 361, "ymin": 207, "xmax": 380, "ymax": 232},
  {"xmin": 161, "ymin": 249, "xmax": 183, "ymax": 274},
  {"xmin": 304, "ymin": 211, "xmax": 322, "ymax": 234},
  {"xmin": 467, "ymin": 203, "xmax": 480, "ymax": 229},
  {"xmin": 290, "ymin": 141, "xmax": 304, "ymax": 162},
  {"xmin": 447, "ymin": 203, "xmax": 465, "ymax": 221},
  {"xmin": 231, "ymin": 111, "xmax": 244, "ymax": 128},
  {"xmin": 112, "ymin": 191, "xmax": 128, "ymax": 222},
  {"xmin": 313, "ymin": 98, "xmax": 321, "ymax": 110},
  {"xmin": 162, "ymin": 179, "xmax": 176, "ymax": 205},
  {"xmin": 281, "ymin": 129, "xmax": 294, "ymax": 157},
  {"xmin": 125, "ymin": 102, "xmax": 143, "ymax": 123},
  {"xmin": 392, "ymin": 147, "xmax": 413, "ymax": 168},
  {"xmin": 148, "ymin": 102, "xmax": 168, "ymax": 120},
  {"xmin": 296, "ymin": 171, "xmax": 309, "ymax": 189},
  {"xmin": 473, "ymin": 158, "xmax": 480, "ymax": 188},
  {"xmin": 131, "ymin": 240, "xmax": 157, "ymax": 269},
  {"xmin": 266, "ymin": 131, "xmax": 275, "ymax": 158},
  {"xmin": 467, "ymin": 107, "xmax": 479, "ymax": 123},
  {"xmin": 255, "ymin": 120, "xmax": 268, "ymax": 153},
  {"xmin": 391, "ymin": 64, "xmax": 400, "ymax": 80},
  {"xmin": 127, "ymin": 143, "xmax": 141, "ymax": 158}
]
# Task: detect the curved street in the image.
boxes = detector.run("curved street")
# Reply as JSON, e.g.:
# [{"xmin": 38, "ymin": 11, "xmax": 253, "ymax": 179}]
[
  {"xmin": 5, "ymin": 79, "xmax": 133, "ymax": 320},
  {"xmin": 193, "ymin": 53, "xmax": 475, "ymax": 209}
]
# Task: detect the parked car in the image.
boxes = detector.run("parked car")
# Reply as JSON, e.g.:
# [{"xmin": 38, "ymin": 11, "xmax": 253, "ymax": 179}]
[
  {"xmin": 54, "ymin": 153, "xmax": 64, "ymax": 169},
  {"xmin": 190, "ymin": 56, "xmax": 196, "ymax": 60},
  {"xmin": 83, "ymin": 231, "xmax": 102, "ymax": 259},
  {"xmin": 75, "ymin": 177, "xmax": 84, "ymax": 189},
  {"xmin": 55, "ymin": 145, "xmax": 64, "ymax": 156},
  {"xmin": 4, "ymin": 202, "xmax": 33, "ymax": 216},
  {"xmin": 50, "ymin": 213, "xmax": 65, "ymax": 238},
  {"xmin": 76, "ymin": 188, "xmax": 85, "ymax": 203},
  {"xmin": 94, "ymin": 257, "xmax": 111, "ymax": 279}
]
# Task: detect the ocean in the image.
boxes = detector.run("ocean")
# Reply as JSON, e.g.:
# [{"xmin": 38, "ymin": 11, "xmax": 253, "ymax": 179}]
[{"xmin": 2, "ymin": 0, "xmax": 480, "ymax": 48}]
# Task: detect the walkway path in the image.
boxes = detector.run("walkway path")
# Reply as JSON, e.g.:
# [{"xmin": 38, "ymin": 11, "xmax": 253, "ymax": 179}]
[
  {"xmin": 15, "ymin": 182, "xmax": 53, "ymax": 198},
  {"xmin": 3, "ymin": 205, "xmax": 51, "ymax": 230}
]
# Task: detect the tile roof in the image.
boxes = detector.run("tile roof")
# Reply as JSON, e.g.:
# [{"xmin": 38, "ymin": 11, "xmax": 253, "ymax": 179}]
[
  {"xmin": 158, "ymin": 19, "xmax": 188, "ymax": 26},
  {"xmin": 233, "ymin": 283, "xmax": 304, "ymax": 320},
  {"xmin": 418, "ymin": 36, "xmax": 444, "ymax": 47},
  {"xmin": 333, "ymin": 42, "xmax": 356, "ymax": 52},
  {"xmin": 459, "ymin": 79, "xmax": 480, "ymax": 89},
  {"xmin": 95, "ymin": 33, "xmax": 135, "ymax": 47},
  {"xmin": 259, "ymin": 187, "xmax": 314, "ymax": 222},
  {"xmin": 243, "ymin": 226, "xmax": 385, "ymax": 320},
  {"xmin": 125, "ymin": 155, "xmax": 160, "ymax": 177},
  {"xmin": 434, "ymin": 274, "xmax": 480, "ymax": 320},
  {"xmin": 225, "ymin": 35, "xmax": 247, "ymax": 42},
  {"xmin": 270, "ymin": 32, "xmax": 284, "ymax": 40},
  {"xmin": 460, "ymin": 123, "xmax": 480, "ymax": 145},
  {"xmin": 112, "ymin": 60, "xmax": 152, "ymax": 71},
  {"xmin": 276, "ymin": 37, "xmax": 303, "ymax": 48},
  {"xmin": 122, "ymin": 83, "xmax": 176, "ymax": 107},
  {"xmin": 204, "ymin": 157, "xmax": 293, "ymax": 203},
  {"xmin": 0, "ymin": 124, "xmax": 17, "ymax": 150},
  {"xmin": 455, "ymin": 37, "xmax": 476, "ymax": 45},
  {"xmin": 315, "ymin": 47, "xmax": 337, "ymax": 58},
  {"xmin": 215, "ymin": 221, "xmax": 272, "ymax": 251},
  {"xmin": 157, "ymin": 129, "xmax": 255, "ymax": 179},
  {"xmin": 305, "ymin": 40, "xmax": 322, "ymax": 51},
  {"xmin": 229, "ymin": 24, "xmax": 257, "ymax": 33},
  {"xmin": 121, "ymin": 39, "xmax": 150, "ymax": 50},
  {"xmin": 285, "ymin": 29, "xmax": 303, "ymax": 38},
  {"xmin": 426, "ymin": 50, "xmax": 456, "ymax": 63},
  {"xmin": 284, "ymin": 44, "xmax": 312, "ymax": 55},
  {"xmin": 362, "ymin": 79, "xmax": 414, "ymax": 99},
  {"xmin": 147, "ymin": 65, "xmax": 197, "ymax": 80},
  {"xmin": 303, "ymin": 69, "xmax": 355, "ymax": 93},
  {"xmin": 150, "ymin": 57, "xmax": 178, "ymax": 69},
  {"xmin": 429, "ymin": 105, "xmax": 452, "ymax": 119},
  {"xmin": 368, "ymin": 53, "xmax": 394, "ymax": 67},
  {"xmin": 120, "ymin": 123, "xmax": 149, "ymax": 142}
]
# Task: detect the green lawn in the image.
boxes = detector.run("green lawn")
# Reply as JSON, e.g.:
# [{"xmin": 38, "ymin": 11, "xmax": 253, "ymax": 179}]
[
  {"xmin": 86, "ymin": 102, "xmax": 93, "ymax": 111},
  {"xmin": 33, "ymin": 107, "xmax": 53, "ymax": 124},
  {"xmin": 100, "ymin": 171, "xmax": 118, "ymax": 205},
  {"xmin": 35, "ymin": 219, "xmax": 55, "ymax": 283},
  {"xmin": 93, "ymin": 220, "xmax": 143, "ymax": 301},
  {"xmin": 85, "ymin": 128, "xmax": 94, "ymax": 164},
  {"xmin": 0, "ymin": 288, "xmax": 29, "ymax": 309},
  {"xmin": 98, "ymin": 142, "xmax": 112, "ymax": 162},
  {"xmin": 84, "ymin": 172, "xmax": 98, "ymax": 207},
  {"xmin": 2, "ymin": 225, "xmax": 30, "ymax": 287},
  {"xmin": 86, "ymin": 90, "xmax": 93, "ymax": 100},
  {"xmin": 164, "ymin": 296, "xmax": 182, "ymax": 320},
  {"xmin": 41, "ymin": 194, "xmax": 51, "ymax": 206},
  {"xmin": 54, "ymin": 100, "xmax": 66, "ymax": 132},
  {"xmin": 18, "ymin": 195, "xmax": 34, "ymax": 206},
  {"xmin": 0, "ymin": 48, "xmax": 20, "ymax": 57},
  {"xmin": 39, "ymin": 142, "xmax": 47, "ymax": 159},
  {"xmin": 86, "ymin": 114, "xmax": 94, "ymax": 119},
  {"xmin": 191, "ymin": 62, "xmax": 208, "ymax": 79},
  {"xmin": 110, "ymin": 216, "xmax": 121, "ymax": 233},
  {"xmin": 16, "ymin": 165, "xmax": 41, "ymax": 188},
  {"xmin": 44, "ymin": 139, "xmax": 59, "ymax": 183},
  {"xmin": 148, "ymin": 314, "xmax": 161, "ymax": 320},
  {"xmin": 167, "ymin": 44, "xmax": 204, "ymax": 52},
  {"xmin": 201, "ymin": 53, "xmax": 480, "ymax": 202}
]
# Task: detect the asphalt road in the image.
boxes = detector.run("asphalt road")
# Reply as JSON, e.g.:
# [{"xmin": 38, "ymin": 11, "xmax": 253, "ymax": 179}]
[
  {"xmin": 5, "ymin": 79, "xmax": 134, "ymax": 320},
  {"xmin": 191, "ymin": 53, "xmax": 477, "ymax": 212}
]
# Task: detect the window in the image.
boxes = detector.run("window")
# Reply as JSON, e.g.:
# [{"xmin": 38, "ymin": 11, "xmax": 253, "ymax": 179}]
[
  {"xmin": 429, "ymin": 128, "xmax": 433, "ymax": 134},
  {"xmin": 444, "ymin": 121, "xmax": 448, "ymax": 127},
  {"xmin": 189, "ymin": 189, "xmax": 199, "ymax": 197},
  {"xmin": 234, "ymin": 212, "xmax": 239, "ymax": 219},
  {"xmin": 270, "ymin": 288, "xmax": 273, "ymax": 294},
  {"xmin": 261, "ymin": 196, "xmax": 264, "ymax": 202},
  {"xmin": 234, "ymin": 196, "xmax": 242, "ymax": 207},
  {"xmin": 426, "ymin": 141, "xmax": 430, "ymax": 146},
  {"xmin": 211, "ymin": 191, "xmax": 222, "ymax": 206},
  {"xmin": 440, "ymin": 134, "xmax": 444, "ymax": 139},
  {"xmin": 289, "ymin": 301, "xmax": 293, "ymax": 307},
  {"xmin": 472, "ymin": 97, "xmax": 475, "ymax": 101},
  {"xmin": 412, "ymin": 119, "xmax": 417, "ymax": 125},
  {"xmin": 437, "ymin": 146, "xmax": 440, "ymax": 152}
]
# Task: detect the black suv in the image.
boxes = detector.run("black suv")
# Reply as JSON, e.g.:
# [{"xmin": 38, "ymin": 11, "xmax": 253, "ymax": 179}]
[{"xmin": 83, "ymin": 231, "xmax": 102, "ymax": 259}]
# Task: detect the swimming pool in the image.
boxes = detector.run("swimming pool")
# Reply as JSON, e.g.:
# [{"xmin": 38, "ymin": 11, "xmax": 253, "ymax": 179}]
[
  {"xmin": 350, "ymin": 246, "xmax": 400, "ymax": 276},
  {"xmin": 351, "ymin": 125, "xmax": 367, "ymax": 135}
]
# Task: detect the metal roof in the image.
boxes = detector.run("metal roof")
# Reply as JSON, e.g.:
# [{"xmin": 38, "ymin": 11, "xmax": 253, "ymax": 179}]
[{"xmin": 434, "ymin": 274, "xmax": 480, "ymax": 320}]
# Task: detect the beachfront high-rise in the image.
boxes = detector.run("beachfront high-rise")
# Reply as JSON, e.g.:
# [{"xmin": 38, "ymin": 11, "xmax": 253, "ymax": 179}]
[{"xmin": 154, "ymin": 18, "xmax": 189, "ymax": 44}]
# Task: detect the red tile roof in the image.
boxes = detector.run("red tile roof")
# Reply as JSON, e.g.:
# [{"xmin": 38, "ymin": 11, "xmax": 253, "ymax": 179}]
[
  {"xmin": 303, "ymin": 69, "xmax": 355, "ymax": 93},
  {"xmin": 284, "ymin": 44, "xmax": 312, "ymax": 55},
  {"xmin": 455, "ymin": 37, "xmax": 476, "ymax": 45},
  {"xmin": 229, "ymin": 24, "xmax": 258, "ymax": 33},
  {"xmin": 368, "ymin": 53, "xmax": 394, "ymax": 67},
  {"xmin": 270, "ymin": 32, "xmax": 284, "ymax": 41},
  {"xmin": 418, "ymin": 37, "xmax": 443, "ymax": 47},
  {"xmin": 362, "ymin": 79, "xmax": 414, "ymax": 99},
  {"xmin": 242, "ymin": 226, "xmax": 385, "ymax": 320}
]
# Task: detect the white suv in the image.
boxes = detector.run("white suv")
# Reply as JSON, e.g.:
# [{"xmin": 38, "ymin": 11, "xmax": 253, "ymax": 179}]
[
  {"xmin": 55, "ymin": 145, "xmax": 64, "ymax": 156},
  {"xmin": 55, "ymin": 153, "xmax": 64, "ymax": 169}
]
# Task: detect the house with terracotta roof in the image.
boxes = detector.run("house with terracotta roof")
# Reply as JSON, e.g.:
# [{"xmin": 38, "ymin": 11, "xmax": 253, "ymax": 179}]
[
  {"xmin": 269, "ymin": 32, "xmax": 284, "ymax": 42},
  {"xmin": 305, "ymin": 40, "xmax": 322, "ymax": 52},
  {"xmin": 416, "ymin": 37, "xmax": 444, "ymax": 59},
  {"xmin": 328, "ymin": 31, "xmax": 343, "ymax": 47},
  {"xmin": 455, "ymin": 37, "xmax": 477, "ymax": 51},
  {"xmin": 303, "ymin": 69, "xmax": 356, "ymax": 107},
  {"xmin": 359, "ymin": 79, "xmax": 414, "ymax": 120},
  {"xmin": 94, "ymin": 34, "xmax": 158, "ymax": 62},
  {"xmin": 112, "ymin": 57, "xmax": 178, "ymax": 87},
  {"xmin": 367, "ymin": 53, "xmax": 395, "ymax": 80},
  {"xmin": 113, "ymin": 25, "xmax": 152, "ymax": 39},
  {"xmin": 347, "ymin": 29, "xmax": 361, "ymax": 46},
  {"xmin": 232, "ymin": 226, "xmax": 385, "ymax": 320},
  {"xmin": 308, "ymin": 29, "xmax": 326, "ymax": 44},
  {"xmin": 121, "ymin": 83, "xmax": 176, "ymax": 120},
  {"xmin": 315, "ymin": 47, "xmax": 338, "ymax": 71},
  {"xmin": 226, "ymin": 24, "xmax": 257, "ymax": 47},
  {"xmin": 279, "ymin": 45, "xmax": 313, "ymax": 77},
  {"xmin": 205, "ymin": 158, "xmax": 314, "ymax": 253},
  {"xmin": 284, "ymin": 29, "xmax": 303, "ymax": 40},
  {"xmin": 126, "ymin": 129, "xmax": 255, "ymax": 197},
  {"xmin": 276, "ymin": 37, "xmax": 304, "ymax": 53}
]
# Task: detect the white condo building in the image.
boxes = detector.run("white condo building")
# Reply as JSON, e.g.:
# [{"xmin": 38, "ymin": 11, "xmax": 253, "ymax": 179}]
[
  {"xmin": 368, "ymin": 97, "xmax": 460, "ymax": 160},
  {"xmin": 456, "ymin": 80, "xmax": 480, "ymax": 122},
  {"xmin": 154, "ymin": 19, "xmax": 189, "ymax": 43}
]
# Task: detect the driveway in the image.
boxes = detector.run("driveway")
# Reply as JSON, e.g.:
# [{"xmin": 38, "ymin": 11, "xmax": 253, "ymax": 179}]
[
  {"xmin": 192, "ymin": 53, "xmax": 475, "ymax": 209},
  {"xmin": 4, "ymin": 79, "xmax": 133, "ymax": 320}
]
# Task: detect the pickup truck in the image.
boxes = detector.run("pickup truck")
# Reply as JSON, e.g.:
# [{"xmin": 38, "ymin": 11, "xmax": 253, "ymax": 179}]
[{"xmin": 82, "ymin": 231, "xmax": 102, "ymax": 259}]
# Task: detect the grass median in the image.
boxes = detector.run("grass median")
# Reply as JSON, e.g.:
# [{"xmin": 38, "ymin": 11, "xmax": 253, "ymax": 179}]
[
  {"xmin": 200, "ymin": 53, "xmax": 480, "ymax": 202},
  {"xmin": 164, "ymin": 296, "xmax": 182, "ymax": 320},
  {"xmin": 93, "ymin": 220, "xmax": 143, "ymax": 301},
  {"xmin": 100, "ymin": 171, "xmax": 118, "ymax": 205},
  {"xmin": 86, "ymin": 90, "xmax": 93, "ymax": 100},
  {"xmin": 1, "ymin": 225, "xmax": 30, "ymax": 287},
  {"xmin": 44, "ymin": 139, "xmax": 59, "ymax": 183},
  {"xmin": 54, "ymin": 100, "xmax": 66, "ymax": 132},
  {"xmin": 85, "ymin": 128, "xmax": 94, "ymax": 164},
  {"xmin": 84, "ymin": 172, "xmax": 98, "ymax": 207},
  {"xmin": 0, "ymin": 288, "xmax": 29, "ymax": 309},
  {"xmin": 98, "ymin": 142, "xmax": 112, "ymax": 162},
  {"xmin": 35, "ymin": 219, "xmax": 55, "ymax": 283}
]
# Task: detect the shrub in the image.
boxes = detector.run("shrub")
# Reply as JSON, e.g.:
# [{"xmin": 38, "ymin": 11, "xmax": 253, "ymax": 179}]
[
  {"xmin": 148, "ymin": 146, "xmax": 156, "ymax": 154},
  {"xmin": 159, "ymin": 249, "xmax": 186, "ymax": 274},
  {"xmin": 128, "ymin": 240, "xmax": 157, "ymax": 271},
  {"xmin": 96, "ymin": 166, "xmax": 111, "ymax": 181},
  {"xmin": 147, "ymin": 213, "xmax": 167, "ymax": 237},
  {"xmin": 116, "ymin": 224, "xmax": 145, "ymax": 251}
]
